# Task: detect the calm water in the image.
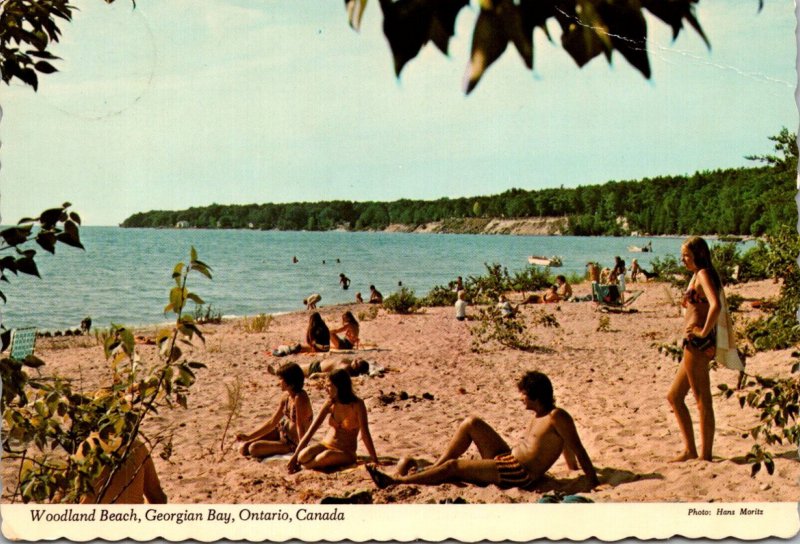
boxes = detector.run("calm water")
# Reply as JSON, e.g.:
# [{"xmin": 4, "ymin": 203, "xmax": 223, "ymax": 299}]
[{"xmin": 7, "ymin": 227, "xmax": 701, "ymax": 330}]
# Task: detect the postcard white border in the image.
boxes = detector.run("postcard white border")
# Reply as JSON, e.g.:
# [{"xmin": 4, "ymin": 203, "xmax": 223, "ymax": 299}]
[{"xmin": 1, "ymin": 502, "xmax": 798, "ymax": 541}]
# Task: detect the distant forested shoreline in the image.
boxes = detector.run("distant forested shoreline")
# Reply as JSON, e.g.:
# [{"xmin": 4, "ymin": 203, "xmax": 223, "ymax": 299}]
[{"xmin": 121, "ymin": 164, "xmax": 794, "ymax": 236}]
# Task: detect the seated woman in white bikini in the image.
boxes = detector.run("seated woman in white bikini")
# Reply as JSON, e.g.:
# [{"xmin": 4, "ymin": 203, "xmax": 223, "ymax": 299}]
[
  {"xmin": 287, "ymin": 369, "xmax": 379, "ymax": 473},
  {"xmin": 236, "ymin": 362, "xmax": 313, "ymax": 459}
]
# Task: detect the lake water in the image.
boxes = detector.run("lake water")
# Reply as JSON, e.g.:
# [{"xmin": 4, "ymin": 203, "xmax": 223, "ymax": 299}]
[{"xmin": 7, "ymin": 227, "xmax": 707, "ymax": 330}]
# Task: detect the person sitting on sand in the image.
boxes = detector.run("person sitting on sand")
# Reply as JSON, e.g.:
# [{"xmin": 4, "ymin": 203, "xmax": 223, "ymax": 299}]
[
  {"xmin": 79, "ymin": 437, "xmax": 167, "ymax": 504},
  {"xmin": 365, "ymin": 370, "xmax": 599, "ymax": 491},
  {"xmin": 600, "ymin": 267, "xmax": 612, "ymax": 285},
  {"xmin": 330, "ymin": 311, "xmax": 359, "ymax": 349},
  {"xmin": 542, "ymin": 285, "xmax": 560, "ymax": 303},
  {"xmin": 555, "ymin": 275, "xmax": 573, "ymax": 300},
  {"xmin": 306, "ymin": 312, "xmax": 330, "ymax": 353},
  {"xmin": 236, "ymin": 362, "xmax": 313, "ymax": 459},
  {"xmin": 303, "ymin": 293, "xmax": 321, "ymax": 310},
  {"xmin": 368, "ymin": 285, "xmax": 383, "ymax": 304},
  {"xmin": 629, "ymin": 258, "xmax": 642, "ymax": 282},
  {"xmin": 455, "ymin": 290, "xmax": 469, "ymax": 321},
  {"xmin": 288, "ymin": 369, "xmax": 379, "ymax": 473},
  {"xmin": 586, "ymin": 262, "xmax": 600, "ymax": 284},
  {"xmin": 497, "ymin": 294, "xmax": 517, "ymax": 317},
  {"xmin": 339, "ymin": 273, "xmax": 351, "ymax": 290}
]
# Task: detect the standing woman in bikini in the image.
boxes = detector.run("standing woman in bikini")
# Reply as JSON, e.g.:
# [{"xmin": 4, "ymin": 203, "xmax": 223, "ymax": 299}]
[
  {"xmin": 667, "ymin": 236, "xmax": 721, "ymax": 462},
  {"xmin": 288, "ymin": 369, "xmax": 379, "ymax": 473},
  {"xmin": 236, "ymin": 362, "xmax": 313, "ymax": 459}
]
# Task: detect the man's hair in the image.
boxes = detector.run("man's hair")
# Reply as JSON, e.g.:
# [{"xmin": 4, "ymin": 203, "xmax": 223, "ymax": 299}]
[
  {"xmin": 518, "ymin": 371, "xmax": 555, "ymax": 410},
  {"xmin": 277, "ymin": 362, "xmax": 305, "ymax": 393}
]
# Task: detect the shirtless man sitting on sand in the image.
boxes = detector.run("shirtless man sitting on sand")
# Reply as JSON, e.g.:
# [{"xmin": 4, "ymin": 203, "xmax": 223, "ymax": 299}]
[{"xmin": 366, "ymin": 370, "xmax": 599, "ymax": 490}]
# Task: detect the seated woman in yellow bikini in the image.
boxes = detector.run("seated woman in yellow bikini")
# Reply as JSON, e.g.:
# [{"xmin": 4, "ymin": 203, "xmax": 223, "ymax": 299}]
[{"xmin": 288, "ymin": 369, "xmax": 379, "ymax": 473}]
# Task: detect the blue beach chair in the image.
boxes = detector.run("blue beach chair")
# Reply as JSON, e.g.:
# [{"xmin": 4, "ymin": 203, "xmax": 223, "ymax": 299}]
[
  {"xmin": 9, "ymin": 327, "xmax": 37, "ymax": 360},
  {"xmin": 592, "ymin": 283, "xmax": 644, "ymax": 313}
]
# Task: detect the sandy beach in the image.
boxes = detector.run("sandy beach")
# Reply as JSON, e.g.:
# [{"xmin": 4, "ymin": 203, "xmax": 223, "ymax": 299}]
[{"xmin": 4, "ymin": 279, "xmax": 798, "ymax": 505}]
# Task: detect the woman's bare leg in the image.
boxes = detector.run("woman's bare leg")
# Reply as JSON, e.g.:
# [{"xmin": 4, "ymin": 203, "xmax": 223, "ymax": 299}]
[
  {"xmin": 297, "ymin": 443, "xmax": 355, "ymax": 470},
  {"xmin": 684, "ymin": 349, "xmax": 715, "ymax": 461},
  {"xmin": 667, "ymin": 357, "xmax": 698, "ymax": 462},
  {"xmin": 249, "ymin": 440, "xmax": 294, "ymax": 458},
  {"xmin": 433, "ymin": 416, "xmax": 510, "ymax": 466}
]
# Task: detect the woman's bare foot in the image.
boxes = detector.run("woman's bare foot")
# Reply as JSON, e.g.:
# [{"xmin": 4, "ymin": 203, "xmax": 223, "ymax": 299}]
[
  {"xmin": 239, "ymin": 442, "xmax": 251, "ymax": 457},
  {"xmin": 366, "ymin": 463, "xmax": 396, "ymax": 489},
  {"xmin": 670, "ymin": 451, "xmax": 698, "ymax": 462}
]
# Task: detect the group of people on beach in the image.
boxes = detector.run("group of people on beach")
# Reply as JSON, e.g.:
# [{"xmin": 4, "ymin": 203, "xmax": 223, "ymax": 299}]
[{"xmin": 99, "ymin": 236, "xmax": 737, "ymax": 502}]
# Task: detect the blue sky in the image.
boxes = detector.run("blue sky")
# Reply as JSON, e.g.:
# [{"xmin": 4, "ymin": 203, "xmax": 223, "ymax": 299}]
[{"xmin": 2, "ymin": 0, "xmax": 797, "ymax": 226}]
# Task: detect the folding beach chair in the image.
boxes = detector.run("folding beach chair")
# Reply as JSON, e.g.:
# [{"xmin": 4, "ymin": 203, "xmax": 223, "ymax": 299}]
[
  {"xmin": 592, "ymin": 283, "xmax": 644, "ymax": 313},
  {"xmin": 9, "ymin": 327, "xmax": 37, "ymax": 360}
]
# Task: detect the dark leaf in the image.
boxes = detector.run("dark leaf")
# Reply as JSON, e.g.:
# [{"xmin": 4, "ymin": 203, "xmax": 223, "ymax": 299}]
[
  {"xmin": 468, "ymin": 0, "xmax": 535, "ymax": 93},
  {"xmin": 55, "ymin": 232, "xmax": 84, "ymax": 250},
  {"xmin": 1, "ymin": 329, "xmax": 11, "ymax": 351},
  {"xmin": 380, "ymin": 0, "xmax": 439, "ymax": 76},
  {"xmin": 34, "ymin": 60, "xmax": 57, "ymax": 74},
  {"xmin": 35, "ymin": 231, "xmax": 57, "ymax": 254},
  {"xmin": 765, "ymin": 459, "xmax": 775, "ymax": 475},
  {"xmin": 187, "ymin": 361, "xmax": 207, "ymax": 369},
  {"xmin": 596, "ymin": 0, "xmax": 651, "ymax": 78},
  {"xmin": 27, "ymin": 50, "xmax": 59, "ymax": 60},
  {"xmin": 15, "ymin": 257, "xmax": 40, "ymax": 278},
  {"xmin": 1, "ymin": 226, "xmax": 33, "ymax": 247},
  {"xmin": 69, "ymin": 212, "xmax": 81, "ymax": 225},
  {"xmin": 22, "ymin": 355, "xmax": 46, "ymax": 368},
  {"xmin": 17, "ymin": 217, "xmax": 36, "ymax": 224},
  {"xmin": 17, "ymin": 67, "xmax": 39, "ymax": 90},
  {"xmin": 750, "ymin": 462, "xmax": 760, "ymax": 478}
]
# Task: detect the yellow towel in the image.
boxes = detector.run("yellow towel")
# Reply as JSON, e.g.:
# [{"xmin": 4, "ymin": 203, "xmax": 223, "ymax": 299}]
[{"xmin": 715, "ymin": 290, "xmax": 744, "ymax": 371}]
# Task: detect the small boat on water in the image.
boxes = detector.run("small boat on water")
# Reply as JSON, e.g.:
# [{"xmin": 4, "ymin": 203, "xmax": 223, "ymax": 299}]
[{"xmin": 528, "ymin": 255, "xmax": 562, "ymax": 267}]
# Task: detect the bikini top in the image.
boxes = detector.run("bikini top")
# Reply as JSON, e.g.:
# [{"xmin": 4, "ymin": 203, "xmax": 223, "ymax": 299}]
[
  {"xmin": 682, "ymin": 274, "xmax": 710, "ymax": 307},
  {"xmin": 328, "ymin": 402, "xmax": 360, "ymax": 432}
]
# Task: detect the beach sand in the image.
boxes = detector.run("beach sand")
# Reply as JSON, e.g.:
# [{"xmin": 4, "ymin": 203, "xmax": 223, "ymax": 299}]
[{"xmin": 4, "ymin": 279, "xmax": 799, "ymax": 504}]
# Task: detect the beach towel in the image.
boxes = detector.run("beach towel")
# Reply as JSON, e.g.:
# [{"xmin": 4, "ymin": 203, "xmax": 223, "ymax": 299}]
[
  {"xmin": 715, "ymin": 290, "xmax": 744, "ymax": 372},
  {"xmin": 366, "ymin": 361, "xmax": 385, "ymax": 377},
  {"xmin": 272, "ymin": 343, "xmax": 302, "ymax": 357}
]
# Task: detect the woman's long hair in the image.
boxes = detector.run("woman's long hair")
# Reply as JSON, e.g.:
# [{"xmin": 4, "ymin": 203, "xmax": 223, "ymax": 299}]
[
  {"xmin": 329, "ymin": 369, "xmax": 358, "ymax": 404},
  {"xmin": 307, "ymin": 312, "xmax": 330, "ymax": 344},
  {"xmin": 684, "ymin": 236, "xmax": 722, "ymax": 293}
]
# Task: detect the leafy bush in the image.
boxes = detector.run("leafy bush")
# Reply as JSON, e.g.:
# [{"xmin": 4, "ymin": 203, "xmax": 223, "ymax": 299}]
[
  {"xmin": 2, "ymin": 246, "xmax": 211, "ymax": 503},
  {"xmin": 737, "ymin": 242, "xmax": 771, "ymax": 282},
  {"xmin": 383, "ymin": 287, "xmax": 419, "ymax": 314},
  {"xmin": 649, "ymin": 254, "xmax": 688, "ymax": 287},
  {"xmin": 596, "ymin": 315, "xmax": 611, "ymax": 332},
  {"xmin": 241, "ymin": 314, "xmax": 272, "ymax": 334},
  {"xmin": 421, "ymin": 285, "xmax": 457, "ymax": 307},
  {"xmin": 466, "ymin": 263, "xmax": 511, "ymax": 303},
  {"xmin": 510, "ymin": 265, "xmax": 552, "ymax": 293},
  {"xmin": 470, "ymin": 306, "xmax": 538, "ymax": 352},
  {"xmin": 742, "ymin": 226, "xmax": 800, "ymax": 350},
  {"xmin": 531, "ymin": 309, "xmax": 560, "ymax": 328},
  {"xmin": 726, "ymin": 293, "xmax": 744, "ymax": 312}
]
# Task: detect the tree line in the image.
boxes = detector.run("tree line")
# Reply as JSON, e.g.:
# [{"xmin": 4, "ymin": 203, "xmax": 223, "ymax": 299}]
[{"xmin": 121, "ymin": 162, "xmax": 795, "ymax": 238}]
